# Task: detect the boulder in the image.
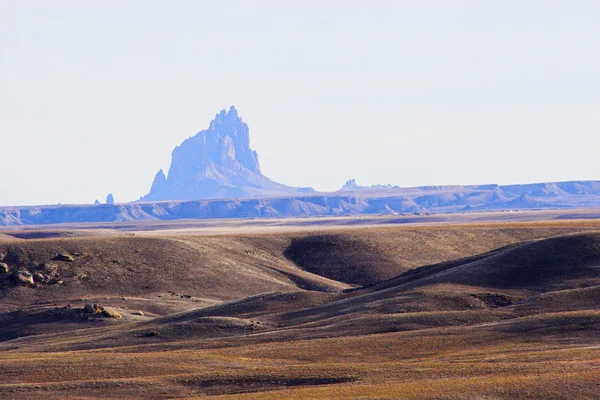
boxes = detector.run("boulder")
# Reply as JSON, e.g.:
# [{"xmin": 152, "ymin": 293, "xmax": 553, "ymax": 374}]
[
  {"xmin": 102, "ymin": 308, "xmax": 122, "ymax": 319},
  {"xmin": 84, "ymin": 303, "xmax": 95, "ymax": 314},
  {"xmin": 53, "ymin": 253, "xmax": 74, "ymax": 262},
  {"xmin": 33, "ymin": 272, "xmax": 49, "ymax": 283},
  {"xmin": 15, "ymin": 271, "xmax": 34, "ymax": 286},
  {"xmin": 0, "ymin": 262, "xmax": 9, "ymax": 274},
  {"xmin": 40, "ymin": 263, "xmax": 59, "ymax": 274}
]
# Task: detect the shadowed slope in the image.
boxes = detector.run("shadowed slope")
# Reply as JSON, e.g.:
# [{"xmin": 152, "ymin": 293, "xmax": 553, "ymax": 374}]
[
  {"xmin": 265, "ymin": 232, "xmax": 600, "ymax": 335},
  {"xmin": 283, "ymin": 235, "xmax": 397, "ymax": 285},
  {"xmin": 277, "ymin": 223, "xmax": 600, "ymax": 286},
  {"xmin": 368, "ymin": 231, "xmax": 600, "ymax": 293}
]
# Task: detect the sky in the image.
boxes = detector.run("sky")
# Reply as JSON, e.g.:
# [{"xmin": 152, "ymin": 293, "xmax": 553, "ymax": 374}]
[{"xmin": 1, "ymin": 1, "xmax": 599, "ymax": 206}]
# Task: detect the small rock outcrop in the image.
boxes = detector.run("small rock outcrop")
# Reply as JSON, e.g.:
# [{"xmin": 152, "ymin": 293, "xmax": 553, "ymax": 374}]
[
  {"xmin": 339, "ymin": 179, "xmax": 363, "ymax": 192},
  {"xmin": 338, "ymin": 179, "xmax": 400, "ymax": 192},
  {"xmin": 106, "ymin": 193, "xmax": 115, "ymax": 204},
  {"xmin": 149, "ymin": 169, "xmax": 168, "ymax": 195}
]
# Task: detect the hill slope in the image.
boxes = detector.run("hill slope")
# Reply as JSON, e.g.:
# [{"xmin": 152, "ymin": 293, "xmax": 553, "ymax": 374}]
[
  {"xmin": 261, "ymin": 232, "xmax": 600, "ymax": 338},
  {"xmin": 1, "ymin": 224, "xmax": 600, "ymax": 399},
  {"xmin": 0, "ymin": 235, "xmax": 348, "ymax": 309}
]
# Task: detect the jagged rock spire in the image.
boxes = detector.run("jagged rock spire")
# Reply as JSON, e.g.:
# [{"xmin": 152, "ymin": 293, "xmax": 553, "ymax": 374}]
[{"xmin": 140, "ymin": 107, "xmax": 313, "ymax": 202}]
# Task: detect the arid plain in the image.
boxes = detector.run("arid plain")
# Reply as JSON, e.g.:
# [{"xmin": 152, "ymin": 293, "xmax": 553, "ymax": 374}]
[{"xmin": 1, "ymin": 213, "xmax": 600, "ymax": 399}]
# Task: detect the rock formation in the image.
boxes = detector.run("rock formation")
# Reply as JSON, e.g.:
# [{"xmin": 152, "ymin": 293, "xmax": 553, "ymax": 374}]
[
  {"xmin": 15, "ymin": 271, "xmax": 34, "ymax": 286},
  {"xmin": 0, "ymin": 263, "xmax": 9, "ymax": 274},
  {"xmin": 106, "ymin": 194, "xmax": 115, "ymax": 204},
  {"xmin": 339, "ymin": 179, "xmax": 363, "ymax": 192},
  {"xmin": 140, "ymin": 106, "xmax": 313, "ymax": 202},
  {"xmin": 339, "ymin": 179, "xmax": 400, "ymax": 192}
]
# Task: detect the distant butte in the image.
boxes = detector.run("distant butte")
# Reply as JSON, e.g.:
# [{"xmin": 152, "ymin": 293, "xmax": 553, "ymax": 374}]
[{"xmin": 140, "ymin": 106, "xmax": 314, "ymax": 202}]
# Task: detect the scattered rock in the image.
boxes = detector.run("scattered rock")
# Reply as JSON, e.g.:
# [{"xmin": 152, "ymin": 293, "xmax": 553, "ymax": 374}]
[
  {"xmin": 471, "ymin": 293, "xmax": 514, "ymax": 308},
  {"xmin": 15, "ymin": 271, "xmax": 35, "ymax": 286},
  {"xmin": 83, "ymin": 303, "xmax": 122, "ymax": 319},
  {"xmin": 102, "ymin": 308, "xmax": 122, "ymax": 319},
  {"xmin": 53, "ymin": 253, "xmax": 74, "ymax": 262},
  {"xmin": 33, "ymin": 272, "xmax": 49, "ymax": 283},
  {"xmin": 84, "ymin": 303, "xmax": 95, "ymax": 314},
  {"xmin": 0, "ymin": 262, "xmax": 9, "ymax": 274},
  {"xmin": 73, "ymin": 273, "xmax": 88, "ymax": 281},
  {"xmin": 40, "ymin": 263, "xmax": 58, "ymax": 273}
]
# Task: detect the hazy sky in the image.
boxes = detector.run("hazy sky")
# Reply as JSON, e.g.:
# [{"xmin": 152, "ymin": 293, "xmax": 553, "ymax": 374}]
[{"xmin": 1, "ymin": 1, "xmax": 599, "ymax": 206}]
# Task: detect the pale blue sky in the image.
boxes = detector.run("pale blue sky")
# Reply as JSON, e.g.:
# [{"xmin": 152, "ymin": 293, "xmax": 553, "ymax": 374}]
[{"xmin": 1, "ymin": 1, "xmax": 599, "ymax": 206}]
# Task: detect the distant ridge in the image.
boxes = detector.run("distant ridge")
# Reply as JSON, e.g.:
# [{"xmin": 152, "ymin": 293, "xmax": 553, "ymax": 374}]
[
  {"xmin": 2, "ymin": 180, "xmax": 600, "ymax": 225},
  {"xmin": 338, "ymin": 179, "xmax": 399, "ymax": 192},
  {"xmin": 338, "ymin": 179, "xmax": 600, "ymax": 197},
  {"xmin": 140, "ymin": 106, "xmax": 313, "ymax": 202}
]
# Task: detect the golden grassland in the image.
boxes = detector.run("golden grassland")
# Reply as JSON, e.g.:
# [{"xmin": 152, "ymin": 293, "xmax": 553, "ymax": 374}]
[
  {"xmin": 1, "ymin": 220, "xmax": 600, "ymax": 399},
  {"xmin": 2, "ymin": 327, "xmax": 598, "ymax": 399}
]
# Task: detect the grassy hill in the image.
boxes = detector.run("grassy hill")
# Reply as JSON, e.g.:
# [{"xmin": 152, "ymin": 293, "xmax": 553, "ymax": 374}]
[{"xmin": 1, "ymin": 220, "xmax": 600, "ymax": 398}]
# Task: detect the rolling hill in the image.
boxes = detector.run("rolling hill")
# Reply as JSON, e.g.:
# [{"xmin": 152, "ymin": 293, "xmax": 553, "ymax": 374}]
[{"xmin": 1, "ymin": 221, "xmax": 600, "ymax": 399}]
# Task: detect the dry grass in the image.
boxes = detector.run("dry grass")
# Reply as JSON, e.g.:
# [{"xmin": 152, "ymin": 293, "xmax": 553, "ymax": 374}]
[
  {"xmin": 1, "ymin": 327, "xmax": 598, "ymax": 399},
  {"xmin": 1, "ymin": 220, "xmax": 600, "ymax": 399}
]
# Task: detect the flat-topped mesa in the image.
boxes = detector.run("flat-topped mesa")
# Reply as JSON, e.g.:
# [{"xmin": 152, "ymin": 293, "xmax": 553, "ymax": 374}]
[{"xmin": 141, "ymin": 106, "xmax": 313, "ymax": 202}]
